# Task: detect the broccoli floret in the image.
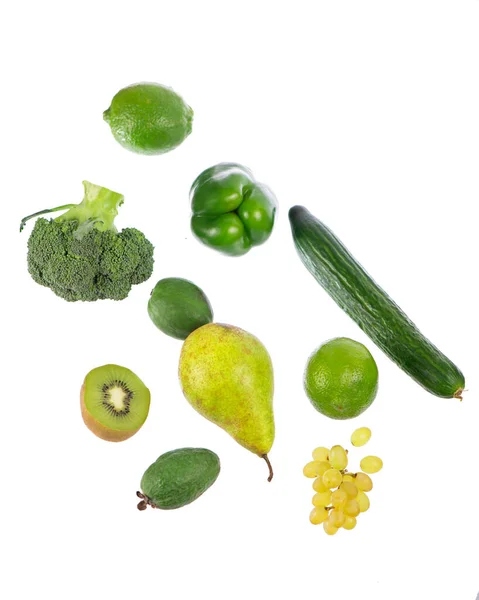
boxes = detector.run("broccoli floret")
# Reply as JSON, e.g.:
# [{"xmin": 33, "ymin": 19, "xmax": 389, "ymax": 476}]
[
  {"xmin": 120, "ymin": 228, "xmax": 155, "ymax": 284},
  {"xmin": 21, "ymin": 181, "xmax": 154, "ymax": 302}
]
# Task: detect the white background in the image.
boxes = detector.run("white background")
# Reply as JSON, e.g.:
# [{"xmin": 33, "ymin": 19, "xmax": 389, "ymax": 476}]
[{"xmin": 2, "ymin": 1, "xmax": 478, "ymax": 599}]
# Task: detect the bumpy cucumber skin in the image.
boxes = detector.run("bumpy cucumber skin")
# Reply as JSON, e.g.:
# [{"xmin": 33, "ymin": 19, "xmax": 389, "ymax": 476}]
[
  {"xmin": 140, "ymin": 448, "xmax": 220, "ymax": 510},
  {"xmin": 289, "ymin": 206, "xmax": 465, "ymax": 399}
]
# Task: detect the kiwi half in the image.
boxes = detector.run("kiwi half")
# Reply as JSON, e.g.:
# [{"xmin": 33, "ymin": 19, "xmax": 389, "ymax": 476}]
[{"xmin": 80, "ymin": 364, "xmax": 150, "ymax": 442}]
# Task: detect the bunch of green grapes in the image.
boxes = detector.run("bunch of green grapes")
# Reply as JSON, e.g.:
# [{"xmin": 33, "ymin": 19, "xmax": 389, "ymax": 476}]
[{"xmin": 303, "ymin": 427, "xmax": 383, "ymax": 535}]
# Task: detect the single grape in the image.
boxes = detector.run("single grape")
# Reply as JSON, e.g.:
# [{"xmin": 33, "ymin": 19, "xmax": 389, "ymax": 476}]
[
  {"xmin": 351, "ymin": 427, "xmax": 372, "ymax": 447},
  {"xmin": 313, "ymin": 477, "xmax": 329, "ymax": 493},
  {"xmin": 303, "ymin": 461, "xmax": 326, "ymax": 478},
  {"xmin": 310, "ymin": 506, "xmax": 328, "ymax": 524},
  {"xmin": 357, "ymin": 491, "xmax": 370, "ymax": 512},
  {"xmin": 323, "ymin": 519, "xmax": 339, "ymax": 536},
  {"xmin": 322, "ymin": 468, "xmax": 343, "ymax": 489},
  {"xmin": 342, "ymin": 515, "xmax": 357, "ymax": 530},
  {"xmin": 329, "ymin": 445, "xmax": 348, "ymax": 470},
  {"xmin": 312, "ymin": 447, "xmax": 329, "ymax": 462},
  {"xmin": 329, "ymin": 509, "xmax": 346, "ymax": 528},
  {"xmin": 316, "ymin": 461, "xmax": 332, "ymax": 476},
  {"xmin": 312, "ymin": 491, "xmax": 331, "ymax": 507},
  {"xmin": 340, "ymin": 481, "xmax": 358, "ymax": 498},
  {"xmin": 360, "ymin": 456, "xmax": 383, "ymax": 474},
  {"xmin": 331, "ymin": 489, "xmax": 348, "ymax": 508},
  {"xmin": 342, "ymin": 473, "xmax": 355, "ymax": 483},
  {"xmin": 303, "ymin": 462, "xmax": 318, "ymax": 478},
  {"xmin": 355, "ymin": 472, "xmax": 373, "ymax": 492},
  {"xmin": 344, "ymin": 499, "xmax": 360, "ymax": 517}
]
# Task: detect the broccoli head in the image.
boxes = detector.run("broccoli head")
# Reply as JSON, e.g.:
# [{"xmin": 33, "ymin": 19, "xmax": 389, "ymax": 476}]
[{"xmin": 21, "ymin": 181, "xmax": 154, "ymax": 302}]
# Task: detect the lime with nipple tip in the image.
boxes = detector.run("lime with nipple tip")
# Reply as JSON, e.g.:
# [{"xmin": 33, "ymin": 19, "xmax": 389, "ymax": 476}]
[{"xmin": 103, "ymin": 82, "xmax": 193, "ymax": 155}]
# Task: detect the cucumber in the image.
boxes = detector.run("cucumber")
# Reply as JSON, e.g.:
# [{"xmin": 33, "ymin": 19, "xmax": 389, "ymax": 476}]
[
  {"xmin": 148, "ymin": 278, "xmax": 213, "ymax": 340},
  {"xmin": 289, "ymin": 205, "xmax": 465, "ymax": 399}
]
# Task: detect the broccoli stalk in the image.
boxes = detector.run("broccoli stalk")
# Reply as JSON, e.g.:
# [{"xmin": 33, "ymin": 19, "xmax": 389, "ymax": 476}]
[
  {"xmin": 20, "ymin": 181, "xmax": 154, "ymax": 302},
  {"xmin": 20, "ymin": 181, "xmax": 124, "ymax": 238}
]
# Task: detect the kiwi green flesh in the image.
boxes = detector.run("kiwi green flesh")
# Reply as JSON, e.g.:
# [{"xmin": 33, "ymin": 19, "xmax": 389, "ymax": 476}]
[{"xmin": 83, "ymin": 364, "xmax": 150, "ymax": 432}]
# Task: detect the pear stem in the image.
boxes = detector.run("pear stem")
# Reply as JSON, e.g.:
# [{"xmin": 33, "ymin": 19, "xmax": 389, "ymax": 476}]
[{"xmin": 262, "ymin": 454, "xmax": 274, "ymax": 482}]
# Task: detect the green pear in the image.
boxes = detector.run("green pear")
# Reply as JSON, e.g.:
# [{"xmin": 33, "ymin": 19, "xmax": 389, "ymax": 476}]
[{"xmin": 179, "ymin": 323, "xmax": 275, "ymax": 481}]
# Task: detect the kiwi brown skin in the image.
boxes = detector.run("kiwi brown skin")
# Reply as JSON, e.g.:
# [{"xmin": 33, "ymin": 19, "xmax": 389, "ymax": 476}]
[{"xmin": 80, "ymin": 382, "xmax": 143, "ymax": 442}]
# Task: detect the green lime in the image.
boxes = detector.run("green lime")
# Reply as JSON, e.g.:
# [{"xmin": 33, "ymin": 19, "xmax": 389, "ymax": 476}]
[
  {"xmin": 304, "ymin": 337, "xmax": 378, "ymax": 419},
  {"xmin": 103, "ymin": 82, "xmax": 193, "ymax": 155}
]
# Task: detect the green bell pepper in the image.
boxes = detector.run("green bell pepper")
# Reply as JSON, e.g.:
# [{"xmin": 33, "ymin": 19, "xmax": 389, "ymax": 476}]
[{"xmin": 190, "ymin": 163, "xmax": 277, "ymax": 256}]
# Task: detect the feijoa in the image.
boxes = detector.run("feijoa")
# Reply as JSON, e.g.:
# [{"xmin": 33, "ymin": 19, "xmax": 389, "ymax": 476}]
[
  {"xmin": 148, "ymin": 277, "xmax": 213, "ymax": 340},
  {"xmin": 137, "ymin": 448, "xmax": 220, "ymax": 510}
]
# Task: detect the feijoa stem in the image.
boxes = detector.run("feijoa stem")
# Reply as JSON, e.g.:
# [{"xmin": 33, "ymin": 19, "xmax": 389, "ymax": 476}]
[
  {"xmin": 262, "ymin": 454, "xmax": 274, "ymax": 482},
  {"xmin": 136, "ymin": 491, "xmax": 147, "ymax": 511},
  {"xmin": 136, "ymin": 491, "xmax": 158, "ymax": 511}
]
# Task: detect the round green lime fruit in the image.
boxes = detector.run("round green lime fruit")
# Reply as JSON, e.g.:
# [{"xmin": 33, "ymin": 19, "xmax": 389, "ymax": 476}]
[
  {"xmin": 304, "ymin": 337, "xmax": 378, "ymax": 419},
  {"xmin": 103, "ymin": 82, "xmax": 193, "ymax": 155}
]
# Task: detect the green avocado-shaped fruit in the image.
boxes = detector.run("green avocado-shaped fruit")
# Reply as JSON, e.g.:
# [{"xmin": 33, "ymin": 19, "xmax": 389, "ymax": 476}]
[
  {"xmin": 103, "ymin": 82, "xmax": 193, "ymax": 155},
  {"xmin": 304, "ymin": 337, "xmax": 378, "ymax": 420},
  {"xmin": 137, "ymin": 448, "xmax": 220, "ymax": 510},
  {"xmin": 148, "ymin": 278, "xmax": 213, "ymax": 340},
  {"xmin": 179, "ymin": 323, "xmax": 275, "ymax": 481}
]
